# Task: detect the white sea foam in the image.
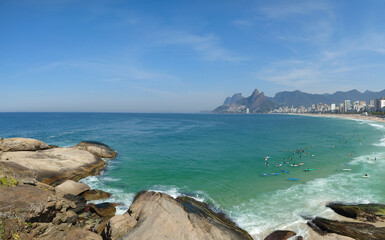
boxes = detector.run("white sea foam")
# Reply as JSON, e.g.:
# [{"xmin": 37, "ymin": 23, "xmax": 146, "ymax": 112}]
[
  {"xmin": 231, "ymin": 172, "xmax": 379, "ymax": 240},
  {"xmin": 369, "ymin": 123, "xmax": 385, "ymax": 129},
  {"xmin": 374, "ymin": 137, "xmax": 385, "ymax": 147},
  {"xmin": 349, "ymin": 152, "xmax": 385, "ymax": 165},
  {"xmin": 80, "ymin": 175, "xmax": 135, "ymax": 214},
  {"xmin": 147, "ymin": 185, "xmax": 219, "ymax": 208},
  {"xmin": 102, "ymin": 177, "xmax": 121, "ymax": 182}
]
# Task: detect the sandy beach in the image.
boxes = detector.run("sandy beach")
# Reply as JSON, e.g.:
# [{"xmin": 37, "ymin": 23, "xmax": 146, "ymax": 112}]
[{"xmin": 287, "ymin": 113, "xmax": 385, "ymax": 124}]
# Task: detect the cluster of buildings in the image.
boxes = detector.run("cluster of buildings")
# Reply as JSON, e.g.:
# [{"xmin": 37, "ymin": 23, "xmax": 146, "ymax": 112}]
[{"xmin": 271, "ymin": 98, "xmax": 385, "ymax": 114}]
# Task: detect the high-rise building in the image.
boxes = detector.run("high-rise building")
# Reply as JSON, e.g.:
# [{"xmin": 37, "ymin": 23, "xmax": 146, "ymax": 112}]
[
  {"xmin": 344, "ymin": 100, "xmax": 352, "ymax": 111},
  {"xmin": 331, "ymin": 103, "xmax": 336, "ymax": 111},
  {"xmin": 353, "ymin": 101, "xmax": 360, "ymax": 110},
  {"xmin": 374, "ymin": 99, "xmax": 385, "ymax": 112}
]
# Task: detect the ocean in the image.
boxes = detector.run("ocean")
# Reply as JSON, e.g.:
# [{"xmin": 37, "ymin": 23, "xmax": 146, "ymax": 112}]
[{"xmin": 1, "ymin": 113, "xmax": 384, "ymax": 239}]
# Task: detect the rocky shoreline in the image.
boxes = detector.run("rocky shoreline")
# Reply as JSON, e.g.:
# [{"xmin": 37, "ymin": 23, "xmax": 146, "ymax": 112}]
[{"xmin": 1, "ymin": 137, "xmax": 384, "ymax": 239}]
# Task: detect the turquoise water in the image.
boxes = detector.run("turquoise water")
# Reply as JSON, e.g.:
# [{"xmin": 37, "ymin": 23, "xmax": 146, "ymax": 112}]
[{"xmin": 1, "ymin": 113, "xmax": 384, "ymax": 239}]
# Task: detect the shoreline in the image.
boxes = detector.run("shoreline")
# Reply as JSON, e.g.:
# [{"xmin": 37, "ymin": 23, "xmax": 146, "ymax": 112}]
[{"xmin": 283, "ymin": 113, "xmax": 385, "ymax": 124}]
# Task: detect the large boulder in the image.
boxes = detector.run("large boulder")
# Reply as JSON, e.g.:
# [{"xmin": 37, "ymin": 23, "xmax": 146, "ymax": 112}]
[
  {"xmin": 0, "ymin": 183, "xmax": 77, "ymax": 223},
  {"xmin": 0, "ymin": 137, "xmax": 50, "ymax": 152},
  {"xmin": 327, "ymin": 202, "xmax": 385, "ymax": 222},
  {"xmin": 264, "ymin": 230, "xmax": 297, "ymax": 240},
  {"xmin": 119, "ymin": 191, "xmax": 253, "ymax": 240},
  {"xmin": 29, "ymin": 222, "xmax": 102, "ymax": 240},
  {"xmin": 104, "ymin": 213, "xmax": 137, "ymax": 240},
  {"xmin": 55, "ymin": 180, "xmax": 90, "ymax": 196},
  {"xmin": 307, "ymin": 217, "xmax": 385, "ymax": 240},
  {"xmin": 88, "ymin": 202, "xmax": 117, "ymax": 218},
  {"xmin": 0, "ymin": 184, "xmax": 57, "ymax": 222},
  {"xmin": 82, "ymin": 189, "xmax": 111, "ymax": 201},
  {"xmin": 73, "ymin": 141, "xmax": 117, "ymax": 159},
  {"xmin": 66, "ymin": 229, "xmax": 103, "ymax": 240},
  {"xmin": 0, "ymin": 148, "xmax": 107, "ymax": 185},
  {"xmin": 63, "ymin": 194, "xmax": 87, "ymax": 213}
]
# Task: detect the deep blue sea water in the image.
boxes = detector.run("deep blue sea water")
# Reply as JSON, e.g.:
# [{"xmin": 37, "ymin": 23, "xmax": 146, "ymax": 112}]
[{"xmin": 1, "ymin": 113, "xmax": 384, "ymax": 239}]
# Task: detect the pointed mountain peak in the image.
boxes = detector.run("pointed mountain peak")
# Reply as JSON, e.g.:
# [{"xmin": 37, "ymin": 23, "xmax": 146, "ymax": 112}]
[{"xmin": 251, "ymin": 89, "xmax": 260, "ymax": 97}]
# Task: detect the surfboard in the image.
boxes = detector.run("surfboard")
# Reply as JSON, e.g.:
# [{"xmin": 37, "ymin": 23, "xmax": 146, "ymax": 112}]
[{"xmin": 288, "ymin": 178, "xmax": 298, "ymax": 181}]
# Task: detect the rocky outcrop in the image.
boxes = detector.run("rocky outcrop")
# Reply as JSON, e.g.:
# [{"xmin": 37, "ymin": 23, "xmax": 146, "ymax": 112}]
[
  {"xmin": 118, "ymin": 191, "xmax": 253, "ymax": 240},
  {"xmin": 307, "ymin": 217, "xmax": 385, "ymax": 240},
  {"xmin": 74, "ymin": 141, "xmax": 117, "ymax": 159},
  {"xmin": 55, "ymin": 180, "xmax": 91, "ymax": 196},
  {"xmin": 65, "ymin": 229, "xmax": 103, "ymax": 240},
  {"xmin": 28, "ymin": 222, "xmax": 103, "ymax": 240},
  {"xmin": 327, "ymin": 202, "xmax": 385, "ymax": 222},
  {"xmin": 0, "ymin": 147, "xmax": 107, "ymax": 185},
  {"xmin": 0, "ymin": 183, "xmax": 58, "ymax": 222},
  {"xmin": 0, "ymin": 179, "xmax": 112, "ymax": 239},
  {"xmin": 0, "ymin": 161, "xmax": 37, "ymax": 180},
  {"xmin": 104, "ymin": 213, "xmax": 137, "ymax": 240},
  {"xmin": 88, "ymin": 203, "xmax": 117, "ymax": 218},
  {"xmin": 0, "ymin": 137, "xmax": 121, "ymax": 239},
  {"xmin": 63, "ymin": 194, "xmax": 87, "ymax": 213},
  {"xmin": 264, "ymin": 230, "xmax": 297, "ymax": 240},
  {"xmin": 0, "ymin": 137, "xmax": 50, "ymax": 152},
  {"xmin": 0, "ymin": 138, "xmax": 117, "ymax": 185},
  {"xmin": 82, "ymin": 189, "xmax": 111, "ymax": 201}
]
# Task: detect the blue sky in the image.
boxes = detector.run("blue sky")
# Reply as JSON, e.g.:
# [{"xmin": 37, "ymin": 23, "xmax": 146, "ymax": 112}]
[{"xmin": 1, "ymin": 0, "xmax": 385, "ymax": 112}]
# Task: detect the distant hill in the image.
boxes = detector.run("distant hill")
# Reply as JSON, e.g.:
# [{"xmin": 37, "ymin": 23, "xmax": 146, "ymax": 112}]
[
  {"xmin": 213, "ymin": 89, "xmax": 276, "ymax": 113},
  {"xmin": 273, "ymin": 89, "xmax": 385, "ymax": 107},
  {"xmin": 213, "ymin": 88, "xmax": 385, "ymax": 113}
]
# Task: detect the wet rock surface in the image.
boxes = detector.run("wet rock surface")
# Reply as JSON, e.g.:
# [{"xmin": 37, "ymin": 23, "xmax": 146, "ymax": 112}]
[
  {"xmin": 264, "ymin": 230, "xmax": 297, "ymax": 240},
  {"xmin": 82, "ymin": 189, "xmax": 111, "ymax": 201},
  {"xmin": 327, "ymin": 202, "xmax": 385, "ymax": 222},
  {"xmin": 308, "ymin": 217, "xmax": 385, "ymax": 240},
  {"xmin": 88, "ymin": 202, "xmax": 117, "ymax": 218}
]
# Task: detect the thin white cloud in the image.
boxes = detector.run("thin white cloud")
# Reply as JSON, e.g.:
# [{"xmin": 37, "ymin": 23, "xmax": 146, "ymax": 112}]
[
  {"xmin": 17, "ymin": 60, "xmax": 179, "ymax": 84},
  {"xmin": 232, "ymin": 19, "xmax": 253, "ymax": 28},
  {"xmin": 157, "ymin": 31, "xmax": 247, "ymax": 62},
  {"xmin": 257, "ymin": 0, "xmax": 332, "ymax": 19},
  {"xmin": 256, "ymin": 65, "xmax": 320, "ymax": 88}
]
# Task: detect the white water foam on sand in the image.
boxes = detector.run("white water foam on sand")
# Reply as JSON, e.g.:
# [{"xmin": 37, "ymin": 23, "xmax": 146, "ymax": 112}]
[{"xmin": 231, "ymin": 172, "xmax": 378, "ymax": 240}]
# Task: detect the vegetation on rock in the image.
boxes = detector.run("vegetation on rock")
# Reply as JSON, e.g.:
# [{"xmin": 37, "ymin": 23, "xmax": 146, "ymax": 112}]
[{"xmin": 0, "ymin": 177, "xmax": 18, "ymax": 187}]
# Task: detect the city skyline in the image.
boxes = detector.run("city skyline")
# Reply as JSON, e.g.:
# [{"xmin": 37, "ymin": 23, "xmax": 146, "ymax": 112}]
[{"xmin": 1, "ymin": 0, "xmax": 385, "ymax": 112}]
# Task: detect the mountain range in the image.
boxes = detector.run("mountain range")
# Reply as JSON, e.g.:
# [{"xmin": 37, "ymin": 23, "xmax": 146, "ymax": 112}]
[
  {"xmin": 213, "ymin": 89, "xmax": 385, "ymax": 113},
  {"xmin": 213, "ymin": 89, "xmax": 276, "ymax": 113}
]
